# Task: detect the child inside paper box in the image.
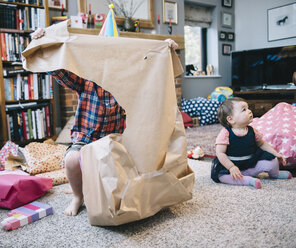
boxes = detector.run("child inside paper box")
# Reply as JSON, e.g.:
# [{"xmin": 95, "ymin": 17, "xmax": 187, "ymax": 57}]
[
  {"xmin": 211, "ymin": 97, "xmax": 292, "ymax": 189},
  {"xmin": 31, "ymin": 26, "xmax": 178, "ymax": 216}
]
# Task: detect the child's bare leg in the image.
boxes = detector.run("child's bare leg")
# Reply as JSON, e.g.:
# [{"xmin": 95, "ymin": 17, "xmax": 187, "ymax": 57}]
[{"xmin": 64, "ymin": 151, "xmax": 83, "ymax": 216}]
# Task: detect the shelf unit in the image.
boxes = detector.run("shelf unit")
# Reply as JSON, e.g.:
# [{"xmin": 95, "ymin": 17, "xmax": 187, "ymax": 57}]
[{"xmin": 0, "ymin": 0, "xmax": 56, "ymax": 147}]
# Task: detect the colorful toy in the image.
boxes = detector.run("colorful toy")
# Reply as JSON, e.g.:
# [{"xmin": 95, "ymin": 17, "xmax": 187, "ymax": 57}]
[
  {"xmin": 210, "ymin": 86, "xmax": 233, "ymax": 102},
  {"xmin": 1, "ymin": 201, "xmax": 53, "ymax": 231},
  {"xmin": 187, "ymin": 146, "xmax": 204, "ymax": 160},
  {"xmin": 94, "ymin": 13, "xmax": 106, "ymax": 29}
]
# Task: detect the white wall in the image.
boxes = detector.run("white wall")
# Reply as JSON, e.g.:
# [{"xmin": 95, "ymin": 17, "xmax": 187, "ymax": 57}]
[{"xmin": 235, "ymin": 0, "xmax": 296, "ymax": 51}]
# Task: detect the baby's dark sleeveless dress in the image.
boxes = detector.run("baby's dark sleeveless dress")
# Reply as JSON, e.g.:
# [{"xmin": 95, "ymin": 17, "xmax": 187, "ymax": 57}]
[{"xmin": 211, "ymin": 126, "xmax": 275, "ymax": 183}]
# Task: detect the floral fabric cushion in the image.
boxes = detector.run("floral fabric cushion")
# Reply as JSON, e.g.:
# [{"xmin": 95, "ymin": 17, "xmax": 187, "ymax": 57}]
[
  {"xmin": 0, "ymin": 141, "xmax": 19, "ymax": 171},
  {"xmin": 20, "ymin": 142, "xmax": 67, "ymax": 175},
  {"xmin": 35, "ymin": 168, "xmax": 68, "ymax": 186}
]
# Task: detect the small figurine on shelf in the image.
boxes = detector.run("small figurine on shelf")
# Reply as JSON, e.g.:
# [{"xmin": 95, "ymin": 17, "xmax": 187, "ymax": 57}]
[
  {"xmin": 168, "ymin": 18, "xmax": 172, "ymax": 35},
  {"xmin": 157, "ymin": 14, "xmax": 161, "ymax": 34},
  {"xmin": 94, "ymin": 14, "xmax": 106, "ymax": 29},
  {"xmin": 61, "ymin": 4, "xmax": 64, "ymax": 16},
  {"xmin": 88, "ymin": 4, "xmax": 92, "ymax": 28},
  {"xmin": 51, "ymin": 3, "xmax": 67, "ymax": 24},
  {"xmin": 134, "ymin": 19, "xmax": 140, "ymax": 32}
]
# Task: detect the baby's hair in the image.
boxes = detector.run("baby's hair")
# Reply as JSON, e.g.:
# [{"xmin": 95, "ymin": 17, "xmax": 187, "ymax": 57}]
[{"xmin": 217, "ymin": 97, "xmax": 246, "ymax": 128}]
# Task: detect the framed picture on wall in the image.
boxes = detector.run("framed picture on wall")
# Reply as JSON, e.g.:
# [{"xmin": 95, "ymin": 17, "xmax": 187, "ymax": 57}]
[
  {"xmin": 219, "ymin": 31, "xmax": 227, "ymax": 40},
  {"xmin": 227, "ymin": 32, "xmax": 235, "ymax": 41},
  {"xmin": 221, "ymin": 11, "xmax": 233, "ymax": 28},
  {"xmin": 48, "ymin": 0, "xmax": 67, "ymax": 11},
  {"xmin": 222, "ymin": 0, "xmax": 232, "ymax": 8},
  {"xmin": 222, "ymin": 44, "xmax": 232, "ymax": 55},
  {"xmin": 267, "ymin": 3, "xmax": 296, "ymax": 42},
  {"xmin": 163, "ymin": 0, "xmax": 178, "ymax": 24}
]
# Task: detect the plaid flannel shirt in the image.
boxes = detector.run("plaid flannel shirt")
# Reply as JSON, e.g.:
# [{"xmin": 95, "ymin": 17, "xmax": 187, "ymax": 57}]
[{"xmin": 50, "ymin": 69, "xmax": 126, "ymax": 144}]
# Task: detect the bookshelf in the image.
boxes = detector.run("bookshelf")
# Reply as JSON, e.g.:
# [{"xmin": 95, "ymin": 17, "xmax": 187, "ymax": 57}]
[{"xmin": 0, "ymin": 0, "xmax": 56, "ymax": 147}]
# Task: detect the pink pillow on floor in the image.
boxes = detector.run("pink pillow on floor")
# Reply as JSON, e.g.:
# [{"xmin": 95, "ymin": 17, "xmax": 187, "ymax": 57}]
[{"xmin": 251, "ymin": 102, "xmax": 296, "ymax": 166}]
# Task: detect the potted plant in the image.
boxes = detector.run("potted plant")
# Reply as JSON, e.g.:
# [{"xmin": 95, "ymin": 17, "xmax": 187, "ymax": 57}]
[{"xmin": 107, "ymin": 0, "xmax": 144, "ymax": 31}]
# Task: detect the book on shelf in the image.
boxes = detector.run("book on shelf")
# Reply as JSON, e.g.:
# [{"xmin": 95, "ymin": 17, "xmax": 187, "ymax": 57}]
[
  {"xmin": 0, "ymin": 3, "xmax": 45, "ymax": 30},
  {"xmin": 27, "ymin": 108, "xmax": 33, "ymax": 139},
  {"xmin": 6, "ymin": 114, "xmax": 12, "ymax": 141},
  {"xmin": 4, "ymin": 72, "xmax": 53, "ymax": 101},
  {"xmin": 6, "ymin": 102, "xmax": 53, "ymax": 142},
  {"xmin": 21, "ymin": 111, "xmax": 27, "ymax": 140},
  {"xmin": 0, "ymin": 32, "xmax": 30, "ymax": 62}
]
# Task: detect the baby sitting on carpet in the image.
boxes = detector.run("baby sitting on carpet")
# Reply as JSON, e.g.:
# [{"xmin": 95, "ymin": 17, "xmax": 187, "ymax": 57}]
[{"xmin": 211, "ymin": 97, "xmax": 292, "ymax": 189}]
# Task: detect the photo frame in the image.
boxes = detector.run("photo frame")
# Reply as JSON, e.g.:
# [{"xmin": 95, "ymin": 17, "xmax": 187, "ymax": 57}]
[
  {"xmin": 222, "ymin": 0, "xmax": 232, "ymax": 8},
  {"xmin": 163, "ymin": 0, "xmax": 178, "ymax": 24},
  {"xmin": 221, "ymin": 11, "xmax": 233, "ymax": 29},
  {"xmin": 267, "ymin": 3, "xmax": 296, "ymax": 42},
  {"xmin": 222, "ymin": 44, "xmax": 232, "ymax": 56},
  {"xmin": 48, "ymin": 0, "xmax": 67, "ymax": 11},
  {"xmin": 227, "ymin": 32, "xmax": 235, "ymax": 41},
  {"xmin": 219, "ymin": 31, "xmax": 227, "ymax": 40}
]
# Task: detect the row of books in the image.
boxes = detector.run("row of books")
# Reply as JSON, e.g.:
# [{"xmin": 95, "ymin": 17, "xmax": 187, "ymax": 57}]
[
  {"xmin": 6, "ymin": 102, "xmax": 53, "ymax": 141},
  {"xmin": 4, "ymin": 72, "xmax": 53, "ymax": 101},
  {"xmin": 0, "ymin": 3, "xmax": 46, "ymax": 30},
  {"xmin": 5, "ymin": 1, "xmax": 44, "ymax": 5},
  {"xmin": 0, "ymin": 32, "xmax": 31, "ymax": 61}
]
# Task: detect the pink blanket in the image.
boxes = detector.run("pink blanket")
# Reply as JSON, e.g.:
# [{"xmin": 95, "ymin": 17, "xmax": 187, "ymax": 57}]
[{"xmin": 251, "ymin": 102, "xmax": 296, "ymax": 167}]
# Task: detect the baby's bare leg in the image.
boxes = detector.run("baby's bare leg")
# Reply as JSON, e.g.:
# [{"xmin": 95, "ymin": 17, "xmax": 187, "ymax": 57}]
[{"xmin": 64, "ymin": 151, "xmax": 83, "ymax": 216}]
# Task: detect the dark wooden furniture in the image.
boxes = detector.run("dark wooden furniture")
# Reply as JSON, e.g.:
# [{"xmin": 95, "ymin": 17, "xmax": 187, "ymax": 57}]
[{"xmin": 234, "ymin": 89, "xmax": 296, "ymax": 117}]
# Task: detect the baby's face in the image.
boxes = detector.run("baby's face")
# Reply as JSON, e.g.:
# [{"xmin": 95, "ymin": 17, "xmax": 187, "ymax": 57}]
[{"xmin": 230, "ymin": 101, "xmax": 253, "ymax": 127}]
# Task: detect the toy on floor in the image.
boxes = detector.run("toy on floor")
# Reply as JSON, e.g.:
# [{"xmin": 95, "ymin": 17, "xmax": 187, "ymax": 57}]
[
  {"xmin": 1, "ymin": 201, "xmax": 53, "ymax": 231},
  {"xmin": 187, "ymin": 146, "xmax": 204, "ymax": 159},
  {"xmin": 210, "ymin": 87, "xmax": 233, "ymax": 102}
]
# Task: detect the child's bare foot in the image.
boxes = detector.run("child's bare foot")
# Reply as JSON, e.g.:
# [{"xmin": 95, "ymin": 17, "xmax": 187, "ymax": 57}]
[
  {"xmin": 64, "ymin": 187, "xmax": 73, "ymax": 194},
  {"xmin": 64, "ymin": 196, "xmax": 83, "ymax": 216}
]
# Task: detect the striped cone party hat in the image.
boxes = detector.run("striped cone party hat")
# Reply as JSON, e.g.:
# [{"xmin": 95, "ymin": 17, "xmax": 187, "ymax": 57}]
[{"xmin": 99, "ymin": 4, "xmax": 120, "ymax": 37}]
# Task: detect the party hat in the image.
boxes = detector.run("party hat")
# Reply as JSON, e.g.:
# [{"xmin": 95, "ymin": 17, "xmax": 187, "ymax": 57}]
[{"xmin": 99, "ymin": 4, "xmax": 120, "ymax": 37}]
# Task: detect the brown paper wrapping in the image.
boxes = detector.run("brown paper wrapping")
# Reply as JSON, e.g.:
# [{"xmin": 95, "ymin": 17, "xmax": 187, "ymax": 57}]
[{"xmin": 22, "ymin": 21, "xmax": 195, "ymax": 226}]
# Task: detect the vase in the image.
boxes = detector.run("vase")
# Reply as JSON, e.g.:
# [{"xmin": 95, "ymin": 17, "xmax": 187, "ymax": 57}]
[{"xmin": 123, "ymin": 17, "xmax": 135, "ymax": 32}]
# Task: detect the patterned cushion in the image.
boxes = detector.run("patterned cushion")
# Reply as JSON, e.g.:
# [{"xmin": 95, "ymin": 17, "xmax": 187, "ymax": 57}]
[
  {"xmin": 251, "ymin": 102, "xmax": 296, "ymax": 167},
  {"xmin": 20, "ymin": 142, "xmax": 67, "ymax": 175},
  {"xmin": 35, "ymin": 168, "xmax": 68, "ymax": 186},
  {"xmin": 181, "ymin": 97, "xmax": 221, "ymax": 126}
]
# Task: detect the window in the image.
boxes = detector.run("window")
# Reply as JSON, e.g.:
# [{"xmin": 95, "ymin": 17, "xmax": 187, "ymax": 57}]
[
  {"xmin": 184, "ymin": 4, "xmax": 212, "ymax": 76},
  {"xmin": 185, "ymin": 26, "xmax": 202, "ymax": 72},
  {"xmin": 184, "ymin": 26, "xmax": 208, "ymax": 75}
]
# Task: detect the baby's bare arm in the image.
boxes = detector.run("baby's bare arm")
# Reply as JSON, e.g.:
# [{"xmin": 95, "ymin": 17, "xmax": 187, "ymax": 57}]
[
  {"xmin": 257, "ymin": 140, "xmax": 287, "ymax": 166},
  {"xmin": 216, "ymin": 144, "xmax": 243, "ymax": 180}
]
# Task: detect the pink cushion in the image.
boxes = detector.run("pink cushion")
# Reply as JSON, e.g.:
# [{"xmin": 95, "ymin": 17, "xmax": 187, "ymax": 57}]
[{"xmin": 251, "ymin": 102, "xmax": 296, "ymax": 166}]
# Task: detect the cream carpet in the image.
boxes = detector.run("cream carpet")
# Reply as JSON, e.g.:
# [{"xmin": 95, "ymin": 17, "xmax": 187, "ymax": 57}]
[{"xmin": 1, "ymin": 159, "xmax": 295, "ymax": 248}]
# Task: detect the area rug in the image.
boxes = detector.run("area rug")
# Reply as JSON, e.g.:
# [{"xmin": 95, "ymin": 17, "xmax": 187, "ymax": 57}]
[
  {"xmin": 1, "ymin": 159, "xmax": 295, "ymax": 248},
  {"xmin": 185, "ymin": 123, "xmax": 222, "ymax": 157}
]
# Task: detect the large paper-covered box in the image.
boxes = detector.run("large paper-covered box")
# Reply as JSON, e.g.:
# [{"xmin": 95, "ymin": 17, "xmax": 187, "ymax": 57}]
[{"xmin": 22, "ymin": 21, "xmax": 195, "ymax": 226}]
